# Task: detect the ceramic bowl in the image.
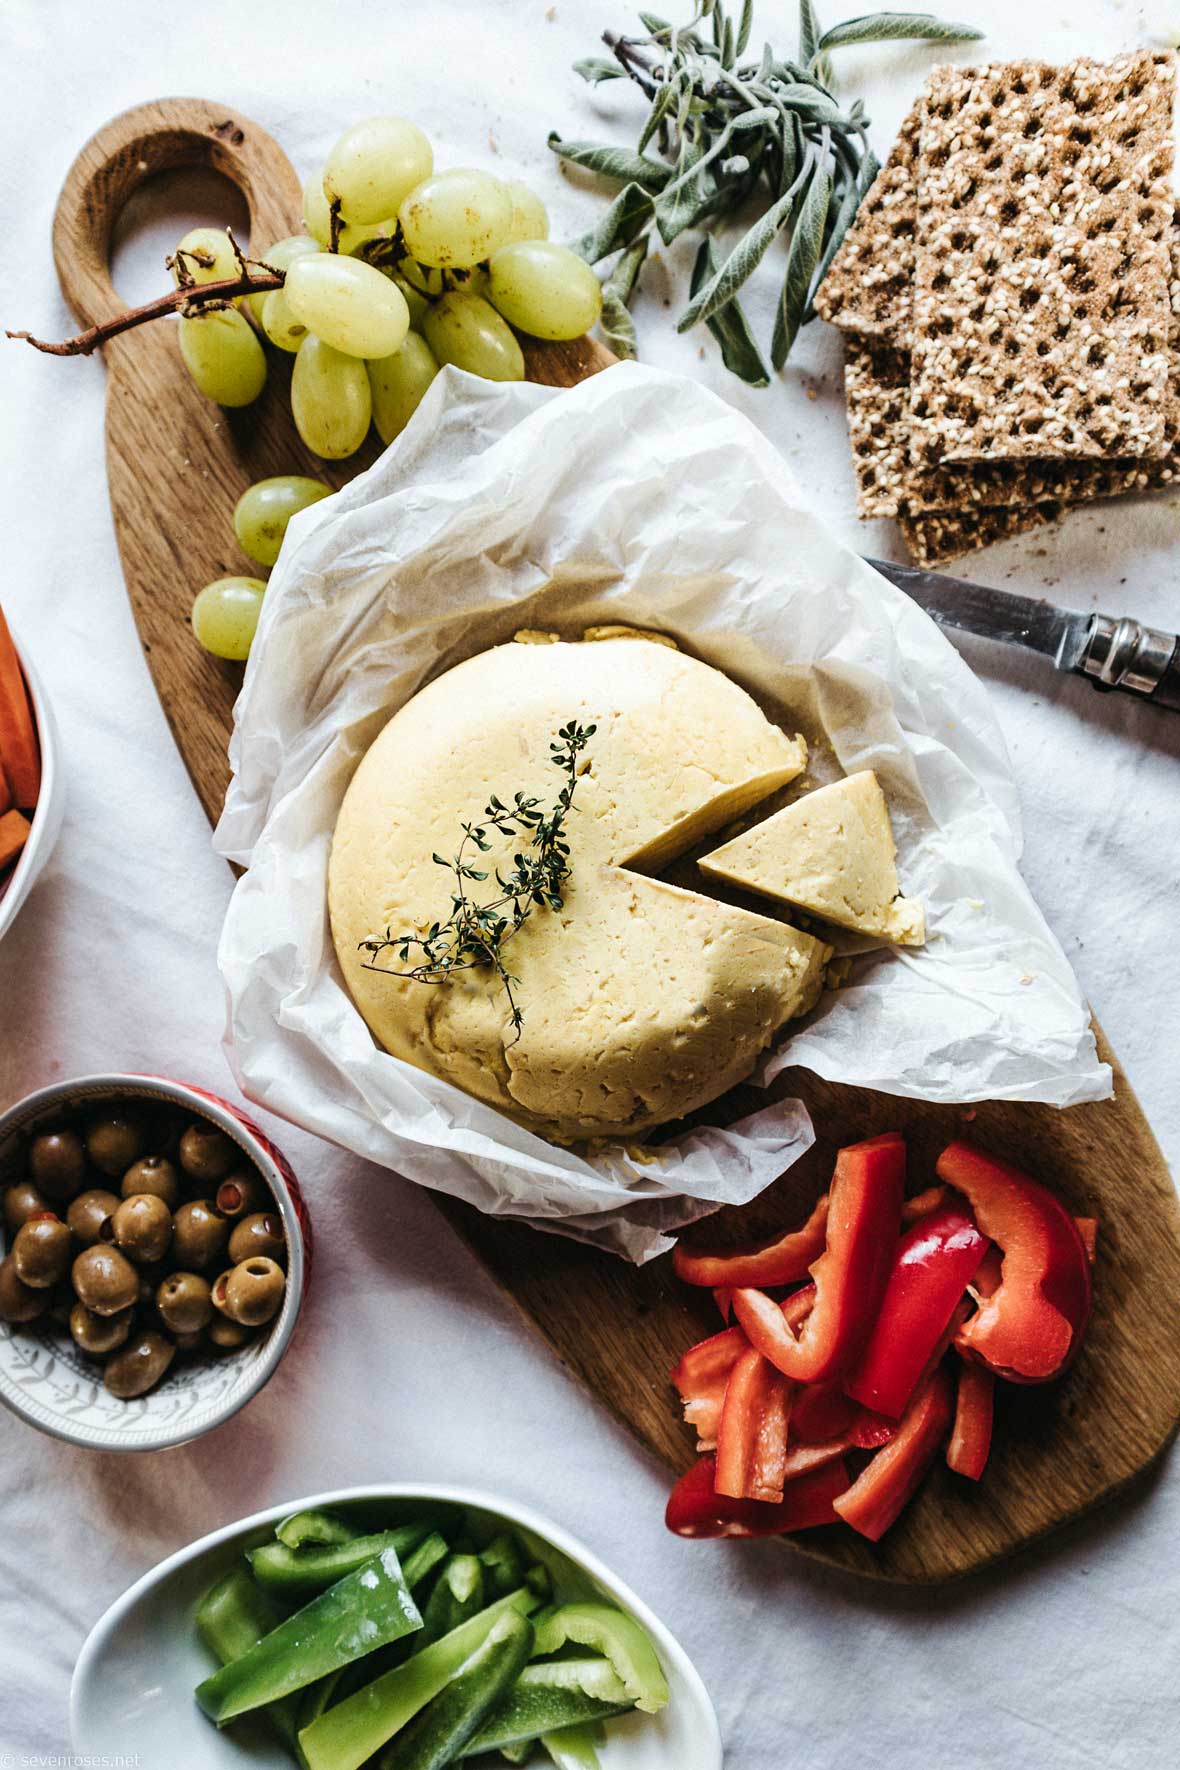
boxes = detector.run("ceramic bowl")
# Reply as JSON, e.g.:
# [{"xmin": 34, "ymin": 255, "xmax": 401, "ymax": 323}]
[
  {"xmin": 0, "ymin": 1073, "xmax": 310, "ymax": 1451},
  {"xmin": 0, "ymin": 625, "xmax": 66, "ymax": 942},
  {"xmin": 71, "ymin": 1481, "xmax": 722, "ymax": 1768}
]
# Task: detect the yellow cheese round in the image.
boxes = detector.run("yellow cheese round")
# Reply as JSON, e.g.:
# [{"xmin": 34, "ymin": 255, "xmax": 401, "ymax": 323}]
[{"xmin": 328, "ymin": 634, "xmax": 829, "ymax": 1142}]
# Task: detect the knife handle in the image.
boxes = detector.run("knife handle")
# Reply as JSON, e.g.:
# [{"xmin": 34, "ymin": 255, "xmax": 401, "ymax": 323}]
[{"xmin": 1080, "ymin": 616, "xmax": 1180, "ymax": 712}]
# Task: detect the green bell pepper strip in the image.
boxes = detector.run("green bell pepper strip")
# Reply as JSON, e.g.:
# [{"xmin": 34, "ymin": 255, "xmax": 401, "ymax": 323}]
[
  {"xmin": 498, "ymin": 1746, "xmax": 531, "ymax": 1765},
  {"xmin": 299, "ymin": 1589, "xmax": 538, "ymax": 1770},
  {"xmin": 249, "ymin": 1525, "xmax": 432, "ymax": 1598},
  {"xmin": 421, "ymin": 1553, "xmax": 485, "ymax": 1646},
  {"xmin": 533, "ymin": 1604, "xmax": 669, "ymax": 1714},
  {"xmin": 194, "ymin": 1569, "xmax": 304, "ymax": 1759},
  {"xmin": 376, "ymin": 1610, "xmax": 534, "ymax": 1770},
  {"xmin": 196, "ymin": 1547, "xmax": 423, "ymax": 1725},
  {"xmin": 542, "ymin": 1722, "xmax": 604, "ymax": 1770},
  {"xmin": 480, "ymin": 1533, "xmax": 525, "ymax": 1597},
  {"xmin": 460, "ymin": 1661, "xmax": 631, "ymax": 1756},
  {"xmin": 276, "ymin": 1509, "xmax": 359, "ymax": 1550}
]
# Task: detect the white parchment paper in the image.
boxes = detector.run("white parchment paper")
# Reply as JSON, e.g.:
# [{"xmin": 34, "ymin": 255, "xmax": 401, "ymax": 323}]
[{"xmin": 214, "ymin": 362, "xmax": 1109, "ymax": 1260}]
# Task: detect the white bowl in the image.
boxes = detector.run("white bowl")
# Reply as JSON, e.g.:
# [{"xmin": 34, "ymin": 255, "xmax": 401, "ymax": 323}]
[
  {"xmin": 0, "ymin": 625, "xmax": 65, "ymax": 942},
  {"xmin": 0, "ymin": 1074, "xmax": 311, "ymax": 1451},
  {"xmin": 71, "ymin": 1482, "xmax": 722, "ymax": 1770}
]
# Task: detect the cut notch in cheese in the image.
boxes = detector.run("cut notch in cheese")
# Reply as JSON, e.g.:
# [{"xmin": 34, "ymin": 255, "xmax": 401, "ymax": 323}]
[{"xmin": 698, "ymin": 770, "xmax": 925, "ymax": 946}]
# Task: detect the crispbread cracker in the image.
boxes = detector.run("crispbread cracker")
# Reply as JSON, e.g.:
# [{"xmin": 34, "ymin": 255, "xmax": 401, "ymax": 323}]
[
  {"xmin": 910, "ymin": 51, "xmax": 1177, "ymax": 464},
  {"xmin": 846, "ymin": 213, "xmax": 1180, "ymax": 521},
  {"xmin": 899, "ymin": 501, "xmax": 1068, "ymax": 567},
  {"xmin": 814, "ymin": 104, "xmax": 920, "ymax": 341}
]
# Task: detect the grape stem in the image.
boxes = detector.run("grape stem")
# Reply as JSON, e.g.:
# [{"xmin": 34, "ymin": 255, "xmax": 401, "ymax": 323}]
[{"xmin": 6, "ymin": 271, "xmax": 287, "ymax": 357}]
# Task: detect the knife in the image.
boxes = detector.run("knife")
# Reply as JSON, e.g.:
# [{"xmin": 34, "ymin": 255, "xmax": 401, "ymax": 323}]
[{"xmin": 868, "ymin": 558, "xmax": 1180, "ymax": 713}]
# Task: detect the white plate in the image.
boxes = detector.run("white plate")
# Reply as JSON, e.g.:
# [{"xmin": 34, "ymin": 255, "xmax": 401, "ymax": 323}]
[
  {"xmin": 0, "ymin": 626, "xmax": 65, "ymax": 942},
  {"xmin": 71, "ymin": 1482, "xmax": 722, "ymax": 1770}
]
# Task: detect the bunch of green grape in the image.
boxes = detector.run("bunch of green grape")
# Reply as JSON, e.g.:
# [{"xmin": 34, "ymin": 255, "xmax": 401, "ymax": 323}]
[
  {"xmin": 174, "ymin": 114, "xmax": 603, "ymax": 462},
  {"xmin": 191, "ymin": 476, "xmax": 331, "ymax": 661}
]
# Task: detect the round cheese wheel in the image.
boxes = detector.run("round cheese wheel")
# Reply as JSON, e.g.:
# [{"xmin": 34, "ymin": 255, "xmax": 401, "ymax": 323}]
[{"xmin": 328, "ymin": 633, "xmax": 828, "ymax": 1142}]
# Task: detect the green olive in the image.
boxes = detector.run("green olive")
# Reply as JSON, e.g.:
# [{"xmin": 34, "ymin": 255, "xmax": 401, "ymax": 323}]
[
  {"xmin": 113, "ymin": 1193, "xmax": 173, "ymax": 1264},
  {"xmin": 224, "ymin": 1256, "xmax": 286, "ymax": 1326},
  {"xmin": 210, "ymin": 1268, "xmax": 235, "ymax": 1317},
  {"xmin": 0, "ymin": 1255, "xmax": 49, "ymax": 1323},
  {"xmin": 86, "ymin": 1115, "xmax": 146, "ymax": 1179},
  {"xmin": 208, "ymin": 1314, "xmax": 255, "ymax": 1351},
  {"xmin": 157, "ymin": 1270, "xmax": 213, "ymax": 1335},
  {"xmin": 227, "ymin": 1212, "xmax": 286, "ymax": 1266},
  {"xmin": 28, "ymin": 1129, "xmax": 87, "ymax": 1200},
  {"xmin": 171, "ymin": 1199, "xmax": 229, "ymax": 1271},
  {"xmin": 173, "ymin": 1327, "xmax": 208, "ymax": 1353},
  {"xmin": 69, "ymin": 1301, "xmax": 133, "ymax": 1356},
  {"xmin": 178, "ymin": 1123, "xmax": 238, "ymax": 1184},
  {"xmin": 4, "ymin": 1179, "xmax": 49, "ymax": 1233},
  {"xmin": 103, "ymin": 1329, "xmax": 176, "ymax": 1399},
  {"xmin": 66, "ymin": 1188, "xmax": 121, "ymax": 1247},
  {"xmin": 121, "ymin": 1156, "xmax": 180, "ymax": 1209},
  {"xmin": 214, "ymin": 1169, "xmax": 269, "ymax": 1219},
  {"xmin": 71, "ymin": 1244, "xmax": 139, "ymax": 1316},
  {"xmin": 11, "ymin": 1214, "xmax": 73, "ymax": 1288}
]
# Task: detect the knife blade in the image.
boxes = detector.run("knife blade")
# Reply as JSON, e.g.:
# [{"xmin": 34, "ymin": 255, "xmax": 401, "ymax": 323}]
[{"xmin": 867, "ymin": 557, "xmax": 1180, "ymax": 713}]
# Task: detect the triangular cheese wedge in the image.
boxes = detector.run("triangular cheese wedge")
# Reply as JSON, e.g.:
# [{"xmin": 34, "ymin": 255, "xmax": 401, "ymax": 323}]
[{"xmin": 698, "ymin": 770, "xmax": 925, "ymax": 946}]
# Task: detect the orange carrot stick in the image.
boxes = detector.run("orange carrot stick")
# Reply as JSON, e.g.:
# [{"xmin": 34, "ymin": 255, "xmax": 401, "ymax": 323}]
[
  {"xmin": 0, "ymin": 807, "xmax": 30, "ymax": 871},
  {"xmin": 0, "ymin": 605, "xmax": 40, "ymax": 809}
]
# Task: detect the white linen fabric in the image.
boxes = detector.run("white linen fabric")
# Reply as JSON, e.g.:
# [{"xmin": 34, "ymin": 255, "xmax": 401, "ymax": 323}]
[{"xmin": 0, "ymin": 2, "xmax": 1177, "ymax": 1766}]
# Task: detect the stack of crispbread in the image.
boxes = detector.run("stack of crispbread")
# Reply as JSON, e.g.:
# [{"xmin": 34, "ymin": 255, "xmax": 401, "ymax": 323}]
[{"xmin": 816, "ymin": 49, "xmax": 1180, "ymax": 565}]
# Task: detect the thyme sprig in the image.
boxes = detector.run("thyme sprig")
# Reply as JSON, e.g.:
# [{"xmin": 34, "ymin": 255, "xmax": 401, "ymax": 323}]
[
  {"xmin": 553, "ymin": 1, "xmax": 982, "ymax": 383},
  {"xmin": 359, "ymin": 721, "xmax": 596, "ymax": 1041}
]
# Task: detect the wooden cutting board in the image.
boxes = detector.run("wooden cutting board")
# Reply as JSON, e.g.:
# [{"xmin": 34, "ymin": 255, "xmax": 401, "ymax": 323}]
[{"xmin": 52, "ymin": 98, "xmax": 1180, "ymax": 1583}]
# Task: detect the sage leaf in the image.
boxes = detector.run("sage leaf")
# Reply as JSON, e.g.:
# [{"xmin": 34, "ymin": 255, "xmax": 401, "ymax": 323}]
[
  {"xmin": 677, "ymin": 168, "xmax": 806, "ymax": 329},
  {"xmin": 818, "ymin": 11, "xmax": 985, "ymax": 50},
  {"xmin": 573, "ymin": 57, "xmax": 628, "ymax": 84},
  {"xmin": 568, "ymin": 182, "xmax": 654, "ymax": 263},
  {"xmin": 772, "ymin": 159, "xmax": 831, "ymax": 368},
  {"xmin": 691, "ymin": 238, "xmax": 771, "ymax": 386},
  {"xmin": 735, "ymin": 0, "xmax": 755, "ymax": 54},
  {"xmin": 810, "ymin": 145, "xmax": 879, "ymax": 304},
  {"xmin": 798, "ymin": 0, "xmax": 824, "ymax": 64},
  {"xmin": 599, "ymin": 236, "xmax": 650, "ymax": 359},
  {"xmin": 546, "ymin": 133, "xmax": 671, "ymax": 191}
]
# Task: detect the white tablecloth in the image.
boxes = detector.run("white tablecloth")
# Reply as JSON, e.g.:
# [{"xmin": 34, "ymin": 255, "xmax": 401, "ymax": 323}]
[{"xmin": 1, "ymin": 3, "xmax": 1177, "ymax": 1765}]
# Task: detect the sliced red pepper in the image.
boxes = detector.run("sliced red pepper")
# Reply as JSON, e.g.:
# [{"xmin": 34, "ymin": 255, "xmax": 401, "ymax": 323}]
[
  {"xmin": 732, "ymin": 1133, "xmax": 905, "ymax": 1384},
  {"xmin": 947, "ymin": 1359, "xmax": 994, "ymax": 1481},
  {"xmin": 666, "ymin": 1454, "xmax": 850, "ymax": 1538},
  {"xmin": 789, "ymin": 1381, "xmax": 894, "ymax": 1449},
  {"xmin": 672, "ymin": 1192, "xmax": 830, "ymax": 1289},
  {"xmin": 832, "ymin": 1364, "xmax": 955, "ymax": 1542},
  {"xmin": 901, "ymin": 1185, "xmax": 950, "ymax": 1225},
  {"xmin": 843, "ymin": 1199, "xmax": 988, "ymax": 1418},
  {"xmin": 714, "ymin": 1344, "xmax": 792, "ymax": 1502},
  {"xmin": 935, "ymin": 1142, "xmax": 1092, "ymax": 1383},
  {"xmin": 669, "ymin": 1325, "xmax": 747, "ymax": 1451},
  {"xmin": 712, "ymin": 1286, "xmax": 735, "ymax": 1322}
]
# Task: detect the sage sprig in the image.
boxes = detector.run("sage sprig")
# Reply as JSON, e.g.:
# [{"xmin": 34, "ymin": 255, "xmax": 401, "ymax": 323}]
[{"xmin": 554, "ymin": 0, "xmax": 982, "ymax": 383}]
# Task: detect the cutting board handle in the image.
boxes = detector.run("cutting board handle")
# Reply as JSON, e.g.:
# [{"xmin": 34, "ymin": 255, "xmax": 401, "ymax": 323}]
[{"xmin": 52, "ymin": 97, "xmax": 303, "ymax": 332}]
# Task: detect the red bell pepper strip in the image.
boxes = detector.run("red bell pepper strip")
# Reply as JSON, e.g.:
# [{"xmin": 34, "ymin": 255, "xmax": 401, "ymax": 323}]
[
  {"xmin": 935, "ymin": 1142, "xmax": 1092, "ymax": 1383},
  {"xmin": 789, "ymin": 1381, "xmax": 895, "ymax": 1449},
  {"xmin": 732, "ymin": 1133, "xmax": 905, "ymax": 1384},
  {"xmin": 714, "ymin": 1344, "xmax": 792, "ymax": 1502},
  {"xmin": 666, "ymin": 1455, "xmax": 850, "ymax": 1538},
  {"xmin": 947, "ymin": 1359, "xmax": 994, "ymax": 1481},
  {"xmin": 844, "ymin": 1199, "xmax": 988, "ymax": 1419},
  {"xmin": 833, "ymin": 1365, "xmax": 955, "ymax": 1542},
  {"xmin": 669, "ymin": 1326, "xmax": 747, "ymax": 1451},
  {"xmin": 672, "ymin": 1193, "xmax": 830, "ymax": 1289},
  {"xmin": 713, "ymin": 1286, "xmax": 735, "ymax": 1322},
  {"xmin": 901, "ymin": 1185, "xmax": 949, "ymax": 1225}
]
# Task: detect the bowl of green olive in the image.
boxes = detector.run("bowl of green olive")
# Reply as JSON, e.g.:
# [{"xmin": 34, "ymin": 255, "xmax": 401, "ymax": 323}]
[{"xmin": 0, "ymin": 1074, "xmax": 310, "ymax": 1451}]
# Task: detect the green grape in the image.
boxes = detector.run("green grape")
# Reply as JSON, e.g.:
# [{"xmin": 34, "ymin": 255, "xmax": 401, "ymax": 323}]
[
  {"xmin": 503, "ymin": 181, "xmax": 549, "ymax": 244},
  {"xmin": 367, "ymin": 333, "xmax": 439, "ymax": 445},
  {"xmin": 233, "ymin": 476, "xmax": 332, "ymax": 567},
  {"xmin": 341, "ymin": 216, "xmax": 398, "ymax": 256},
  {"xmin": 291, "ymin": 335, "xmax": 372, "ymax": 458},
  {"xmin": 178, "ymin": 309, "xmax": 267, "ymax": 406},
  {"xmin": 399, "ymin": 169, "xmax": 512, "ymax": 268},
  {"xmin": 248, "ymin": 235, "xmax": 318, "ymax": 322},
  {"xmin": 171, "ymin": 227, "xmax": 240, "ymax": 289},
  {"xmin": 323, "ymin": 116, "xmax": 433, "ymax": 224},
  {"xmin": 303, "ymin": 175, "xmax": 333, "ymax": 246},
  {"xmin": 422, "ymin": 291, "xmax": 525, "ymax": 381},
  {"xmin": 396, "ymin": 257, "xmax": 448, "ymax": 298},
  {"xmin": 284, "ymin": 253, "xmax": 409, "ymax": 359},
  {"xmin": 261, "ymin": 285, "xmax": 310, "ymax": 353},
  {"xmin": 487, "ymin": 242, "xmax": 603, "ymax": 341},
  {"xmin": 387, "ymin": 269, "xmax": 430, "ymax": 329},
  {"xmin": 191, "ymin": 577, "xmax": 267, "ymax": 662}
]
